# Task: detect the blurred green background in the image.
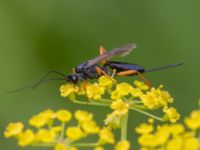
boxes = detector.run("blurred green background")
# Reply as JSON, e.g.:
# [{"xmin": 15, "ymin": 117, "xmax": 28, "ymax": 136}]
[{"xmin": 0, "ymin": 0, "xmax": 199, "ymax": 149}]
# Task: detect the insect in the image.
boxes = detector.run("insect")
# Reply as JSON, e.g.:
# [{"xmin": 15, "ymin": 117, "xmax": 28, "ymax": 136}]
[{"xmin": 7, "ymin": 43, "xmax": 183, "ymax": 93}]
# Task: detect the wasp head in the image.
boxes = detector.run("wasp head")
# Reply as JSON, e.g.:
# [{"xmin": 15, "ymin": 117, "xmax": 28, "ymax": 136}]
[{"xmin": 67, "ymin": 74, "xmax": 80, "ymax": 84}]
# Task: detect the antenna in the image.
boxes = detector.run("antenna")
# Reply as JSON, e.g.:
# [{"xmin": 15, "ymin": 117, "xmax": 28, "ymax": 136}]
[{"xmin": 6, "ymin": 70, "xmax": 67, "ymax": 94}]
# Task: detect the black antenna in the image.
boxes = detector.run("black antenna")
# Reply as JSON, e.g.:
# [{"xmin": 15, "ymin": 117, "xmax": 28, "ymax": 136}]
[
  {"xmin": 6, "ymin": 70, "xmax": 68, "ymax": 94},
  {"xmin": 31, "ymin": 70, "xmax": 67, "ymax": 89},
  {"xmin": 145, "ymin": 62, "xmax": 184, "ymax": 73},
  {"xmin": 6, "ymin": 78, "xmax": 66, "ymax": 94}
]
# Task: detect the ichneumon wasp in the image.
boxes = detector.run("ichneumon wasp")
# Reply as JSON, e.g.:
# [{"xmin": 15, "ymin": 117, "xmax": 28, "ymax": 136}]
[{"xmin": 7, "ymin": 43, "xmax": 183, "ymax": 93}]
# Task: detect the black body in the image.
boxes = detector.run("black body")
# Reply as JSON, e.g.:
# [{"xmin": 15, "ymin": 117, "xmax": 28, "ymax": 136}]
[
  {"xmin": 6, "ymin": 43, "xmax": 184, "ymax": 93},
  {"xmin": 67, "ymin": 62, "xmax": 102, "ymax": 84},
  {"xmin": 105, "ymin": 61, "xmax": 145, "ymax": 74}
]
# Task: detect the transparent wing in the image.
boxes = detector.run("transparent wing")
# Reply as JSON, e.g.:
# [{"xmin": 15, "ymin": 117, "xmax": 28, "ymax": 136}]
[{"xmin": 84, "ymin": 43, "xmax": 136, "ymax": 68}]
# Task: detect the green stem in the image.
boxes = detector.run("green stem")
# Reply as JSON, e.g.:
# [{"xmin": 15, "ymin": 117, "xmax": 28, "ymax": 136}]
[
  {"xmin": 130, "ymin": 107, "xmax": 164, "ymax": 122},
  {"xmin": 31, "ymin": 143, "xmax": 55, "ymax": 147},
  {"xmin": 121, "ymin": 114, "xmax": 128, "ymax": 141},
  {"xmin": 72, "ymin": 99, "xmax": 110, "ymax": 107},
  {"xmin": 73, "ymin": 142, "xmax": 99, "ymax": 147},
  {"xmin": 61, "ymin": 122, "xmax": 65, "ymax": 139}
]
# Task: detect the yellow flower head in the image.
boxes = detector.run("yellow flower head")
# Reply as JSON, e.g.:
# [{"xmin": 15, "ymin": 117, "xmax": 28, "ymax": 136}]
[
  {"xmin": 184, "ymin": 109, "xmax": 200, "ymax": 130},
  {"xmin": 86, "ymin": 83, "xmax": 105, "ymax": 100},
  {"xmin": 163, "ymin": 107, "xmax": 180, "ymax": 123},
  {"xmin": 66, "ymin": 126, "xmax": 85, "ymax": 141},
  {"xmin": 60, "ymin": 83, "xmax": 79, "ymax": 97},
  {"xmin": 75, "ymin": 110, "xmax": 93, "ymax": 123},
  {"xmin": 130, "ymin": 88, "xmax": 143, "ymax": 98},
  {"xmin": 94, "ymin": 146, "xmax": 104, "ymax": 150},
  {"xmin": 111, "ymin": 99, "xmax": 129, "ymax": 116},
  {"xmin": 54, "ymin": 143, "xmax": 67, "ymax": 150},
  {"xmin": 98, "ymin": 75, "xmax": 115, "ymax": 88},
  {"xmin": 170, "ymin": 124, "xmax": 185, "ymax": 136},
  {"xmin": 29, "ymin": 109, "xmax": 55, "ymax": 128},
  {"xmin": 99, "ymin": 127, "xmax": 115, "ymax": 145},
  {"xmin": 81, "ymin": 120, "xmax": 100, "ymax": 134},
  {"xmin": 135, "ymin": 123, "xmax": 154, "ymax": 134},
  {"xmin": 111, "ymin": 82, "xmax": 134, "ymax": 100},
  {"xmin": 18, "ymin": 129, "xmax": 35, "ymax": 147},
  {"xmin": 134, "ymin": 80, "xmax": 149, "ymax": 91},
  {"xmin": 138, "ymin": 134, "xmax": 156, "ymax": 148},
  {"xmin": 166, "ymin": 136, "xmax": 183, "ymax": 150},
  {"xmin": 141, "ymin": 87, "xmax": 173, "ymax": 109},
  {"xmin": 183, "ymin": 137, "xmax": 199, "ymax": 150},
  {"xmin": 104, "ymin": 112, "xmax": 121, "ymax": 128},
  {"xmin": 154, "ymin": 125, "xmax": 171, "ymax": 146},
  {"xmin": 114, "ymin": 140, "xmax": 130, "ymax": 150},
  {"xmin": 56, "ymin": 109, "xmax": 72, "ymax": 122},
  {"xmin": 35, "ymin": 129, "xmax": 56, "ymax": 143},
  {"xmin": 4, "ymin": 122, "xmax": 24, "ymax": 138}
]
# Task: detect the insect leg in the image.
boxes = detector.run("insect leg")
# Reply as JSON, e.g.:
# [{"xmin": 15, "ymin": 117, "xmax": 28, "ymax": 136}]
[
  {"xmin": 116, "ymin": 70, "xmax": 152, "ymax": 87},
  {"xmin": 99, "ymin": 46, "xmax": 107, "ymax": 65},
  {"xmin": 95, "ymin": 66, "xmax": 110, "ymax": 77},
  {"xmin": 72, "ymin": 68, "xmax": 76, "ymax": 73}
]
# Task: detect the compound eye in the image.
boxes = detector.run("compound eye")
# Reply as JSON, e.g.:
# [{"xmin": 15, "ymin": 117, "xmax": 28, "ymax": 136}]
[{"xmin": 67, "ymin": 75, "xmax": 78, "ymax": 84}]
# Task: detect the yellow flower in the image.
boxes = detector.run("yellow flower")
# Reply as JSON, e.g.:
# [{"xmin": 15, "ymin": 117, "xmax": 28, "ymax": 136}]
[
  {"xmin": 29, "ymin": 109, "xmax": 55, "ymax": 128},
  {"xmin": 183, "ymin": 137, "xmax": 199, "ymax": 150},
  {"xmin": 111, "ymin": 99, "xmax": 129, "ymax": 116},
  {"xmin": 42, "ymin": 109, "xmax": 56, "ymax": 119},
  {"xmin": 184, "ymin": 109, "xmax": 200, "ymax": 130},
  {"xmin": 54, "ymin": 143, "xmax": 67, "ymax": 150},
  {"xmin": 163, "ymin": 107, "xmax": 180, "ymax": 123},
  {"xmin": 35, "ymin": 129, "xmax": 56, "ymax": 143},
  {"xmin": 111, "ymin": 82, "xmax": 134, "ymax": 100},
  {"xmin": 141, "ymin": 87, "xmax": 173, "ymax": 109},
  {"xmin": 141, "ymin": 91, "xmax": 160, "ymax": 109},
  {"xmin": 51, "ymin": 126, "xmax": 62, "ymax": 133},
  {"xmin": 94, "ymin": 146, "xmax": 104, "ymax": 150},
  {"xmin": 66, "ymin": 126, "xmax": 85, "ymax": 141},
  {"xmin": 137, "ymin": 124, "xmax": 171, "ymax": 148},
  {"xmin": 75, "ymin": 110, "xmax": 93, "ymax": 123},
  {"xmin": 111, "ymin": 90, "xmax": 122, "ymax": 100},
  {"xmin": 86, "ymin": 83, "xmax": 105, "ymax": 100},
  {"xmin": 60, "ymin": 83, "xmax": 78, "ymax": 97},
  {"xmin": 134, "ymin": 80, "xmax": 149, "ymax": 91},
  {"xmin": 18, "ymin": 129, "xmax": 34, "ymax": 147},
  {"xmin": 99, "ymin": 127, "xmax": 115, "ymax": 145},
  {"xmin": 114, "ymin": 140, "xmax": 130, "ymax": 150},
  {"xmin": 4, "ymin": 122, "xmax": 24, "ymax": 138},
  {"xmin": 56, "ymin": 110, "xmax": 72, "ymax": 122},
  {"xmin": 130, "ymin": 88, "xmax": 143, "ymax": 98},
  {"xmin": 81, "ymin": 120, "xmax": 100, "ymax": 134},
  {"xmin": 98, "ymin": 75, "xmax": 115, "ymax": 88},
  {"xmin": 166, "ymin": 136, "xmax": 183, "ymax": 150},
  {"xmin": 135, "ymin": 123, "xmax": 154, "ymax": 134},
  {"xmin": 138, "ymin": 134, "xmax": 156, "ymax": 147},
  {"xmin": 170, "ymin": 124, "xmax": 184, "ymax": 136},
  {"xmin": 104, "ymin": 112, "xmax": 121, "ymax": 128},
  {"xmin": 154, "ymin": 125, "xmax": 171, "ymax": 146},
  {"xmin": 69, "ymin": 147, "xmax": 78, "ymax": 150},
  {"xmin": 55, "ymin": 143, "xmax": 78, "ymax": 150}
]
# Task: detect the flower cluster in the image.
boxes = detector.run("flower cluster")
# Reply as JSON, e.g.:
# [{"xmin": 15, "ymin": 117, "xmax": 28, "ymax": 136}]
[
  {"xmin": 60, "ymin": 76, "xmax": 180, "ymax": 124},
  {"xmin": 4, "ymin": 109, "xmax": 118, "ymax": 150},
  {"xmin": 5, "ymin": 75, "xmax": 182, "ymax": 150},
  {"xmin": 136, "ymin": 109, "xmax": 200, "ymax": 150}
]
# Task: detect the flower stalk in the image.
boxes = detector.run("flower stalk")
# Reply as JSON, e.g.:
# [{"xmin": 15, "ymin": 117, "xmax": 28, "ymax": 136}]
[{"xmin": 121, "ymin": 114, "xmax": 128, "ymax": 141}]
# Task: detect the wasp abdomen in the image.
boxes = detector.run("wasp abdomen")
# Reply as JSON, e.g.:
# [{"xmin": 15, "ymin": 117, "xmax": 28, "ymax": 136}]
[{"xmin": 105, "ymin": 61, "xmax": 145, "ymax": 73}]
